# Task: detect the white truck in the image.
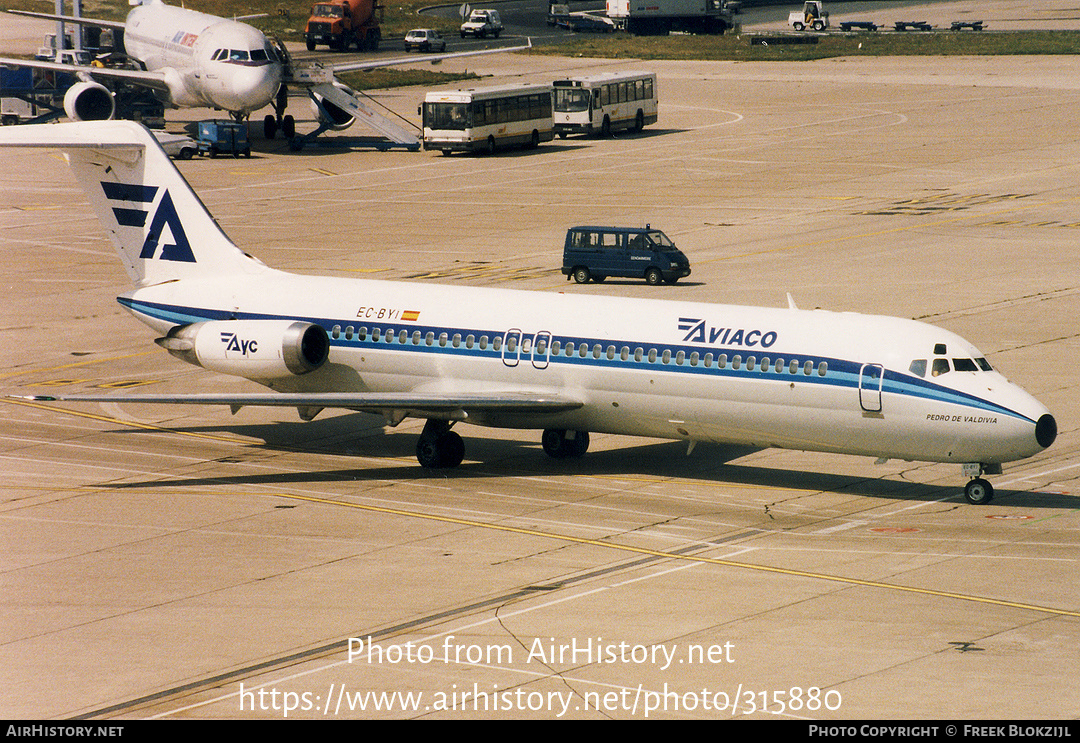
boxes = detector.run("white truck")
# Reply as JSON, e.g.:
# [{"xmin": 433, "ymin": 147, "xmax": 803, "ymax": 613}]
[
  {"xmin": 789, "ymin": 1, "xmax": 829, "ymax": 31},
  {"xmin": 605, "ymin": 0, "xmax": 734, "ymax": 35}
]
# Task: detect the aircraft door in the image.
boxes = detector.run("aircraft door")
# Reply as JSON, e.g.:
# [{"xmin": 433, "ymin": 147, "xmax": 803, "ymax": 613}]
[
  {"xmin": 502, "ymin": 329, "xmax": 522, "ymax": 367},
  {"xmin": 859, "ymin": 363, "xmax": 884, "ymax": 412},
  {"xmin": 532, "ymin": 331, "xmax": 552, "ymax": 369}
]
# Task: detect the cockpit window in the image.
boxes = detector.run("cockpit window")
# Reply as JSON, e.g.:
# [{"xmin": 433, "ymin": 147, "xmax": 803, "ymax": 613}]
[
  {"xmin": 213, "ymin": 48, "xmax": 275, "ymax": 66},
  {"xmin": 931, "ymin": 358, "xmax": 951, "ymax": 376},
  {"xmin": 976, "ymin": 357, "xmax": 993, "ymax": 371},
  {"xmin": 908, "ymin": 359, "xmax": 927, "ymax": 378},
  {"xmin": 953, "ymin": 358, "xmax": 979, "ymax": 372}
]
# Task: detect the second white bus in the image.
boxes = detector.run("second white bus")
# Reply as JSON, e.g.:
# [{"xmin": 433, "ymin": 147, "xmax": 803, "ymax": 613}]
[
  {"xmin": 422, "ymin": 83, "xmax": 555, "ymax": 155},
  {"xmin": 553, "ymin": 71, "xmax": 657, "ymax": 138}
]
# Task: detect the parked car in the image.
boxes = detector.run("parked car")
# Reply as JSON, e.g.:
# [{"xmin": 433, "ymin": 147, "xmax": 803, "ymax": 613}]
[
  {"xmin": 460, "ymin": 9, "xmax": 503, "ymax": 38},
  {"xmin": 562, "ymin": 225, "xmax": 691, "ymax": 285},
  {"xmin": 404, "ymin": 28, "xmax": 447, "ymax": 52},
  {"xmin": 152, "ymin": 130, "xmax": 198, "ymax": 160}
]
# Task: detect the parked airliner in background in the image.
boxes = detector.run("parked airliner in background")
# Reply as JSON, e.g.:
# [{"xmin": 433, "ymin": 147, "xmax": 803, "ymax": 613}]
[
  {"xmin": 2, "ymin": 0, "xmax": 529, "ymax": 140},
  {"xmin": 0, "ymin": 121, "xmax": 1057, "ymax": 504}
]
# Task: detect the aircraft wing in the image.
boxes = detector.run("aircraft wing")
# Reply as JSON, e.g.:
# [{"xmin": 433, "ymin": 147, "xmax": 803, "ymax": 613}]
[
  {"xmin": 0, "ymin": 57, "xmax": 169, "ymax": 91},
  {"xmin": 6, "ymin": 9, "xmax": 127, "ymax": 31},
  {"xmin": 15, "ymin": 390, "xmax": 583, "ymax": 423},
  {"xmin": 317, "ymin": 39, "xmax": 533, "ymax": 75}
]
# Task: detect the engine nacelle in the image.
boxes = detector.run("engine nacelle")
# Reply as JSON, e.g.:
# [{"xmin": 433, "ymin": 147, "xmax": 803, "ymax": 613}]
[
  {"xmin": 63, "ymin": 81, "xmax": 115, "ymax": 121},
  {"xmin": 156, "ymin": 320, "xmax": 330, "ymax": 379},
  {"xmin": 309, "ymin": 86, "xmax": 355, "ymax": 131}
]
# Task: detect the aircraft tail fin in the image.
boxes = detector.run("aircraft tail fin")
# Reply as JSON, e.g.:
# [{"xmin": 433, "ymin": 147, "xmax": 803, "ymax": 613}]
[{"xmin": 0, "ymin": 120, "xmax": 263, "ymax": 285}]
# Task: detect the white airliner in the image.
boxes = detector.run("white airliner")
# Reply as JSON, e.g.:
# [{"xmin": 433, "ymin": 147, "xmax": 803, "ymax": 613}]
[
  {"xmin": 3, "ymin": 0, "xmax": 529, "ymax": 140},
  {"xmin": 0, "ymin": 121, "xmax": 1058, "ymax": 505}
]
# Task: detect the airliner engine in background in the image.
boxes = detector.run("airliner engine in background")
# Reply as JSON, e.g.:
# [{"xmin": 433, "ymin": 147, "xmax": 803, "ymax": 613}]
[
  {"xmin": 2, "ymin": 0, "xmax": 529, "ymax": 141},
  {"xmin": 0, "ymin": 121, "xmax": 1058, "ymax": 505},
  {"xmin": 4, "ymin": 0, "xmax": 290, "ymax": 133}
]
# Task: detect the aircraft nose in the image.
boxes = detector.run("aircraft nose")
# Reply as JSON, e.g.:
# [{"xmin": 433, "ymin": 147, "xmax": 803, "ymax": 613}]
[
  {"xmin": 229, "ymin": 65, "xmax": 281, "ymax": 111},
  {"xmin": 1036, "ymin": 413, "xmax": 1057, "ymax": 449}
]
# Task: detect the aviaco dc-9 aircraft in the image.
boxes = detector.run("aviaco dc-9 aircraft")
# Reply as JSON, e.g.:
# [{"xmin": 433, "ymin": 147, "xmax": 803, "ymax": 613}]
[
  {"xmin": 1, "ymin": 121, "xmax": 1058, "ymax": 505},
  {"xmin": 2, "ymin": 0, "xmax": 528, "ymax": 141}
]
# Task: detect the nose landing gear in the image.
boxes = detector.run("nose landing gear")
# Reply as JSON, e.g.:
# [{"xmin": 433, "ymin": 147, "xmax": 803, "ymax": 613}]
[
  {"xmin": 963, "ymin": 463, "xmax": 1002, "ymax": 504},
  {"xmin": 964, "ymin": 477, "xmax": 994, "ymax": 505}
]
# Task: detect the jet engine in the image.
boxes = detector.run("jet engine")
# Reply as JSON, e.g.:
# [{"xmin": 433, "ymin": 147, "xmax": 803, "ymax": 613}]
[
  {"xmin": 64, "ymin": 81, "xmax": 116, "ymax": 121},
  {"xmin": 309, "ymin": 84, "xmax": 354, "ymax": 131},
  {"xmin": 155, "ymin": 320, "xmax": 330, "ymax": 379}
]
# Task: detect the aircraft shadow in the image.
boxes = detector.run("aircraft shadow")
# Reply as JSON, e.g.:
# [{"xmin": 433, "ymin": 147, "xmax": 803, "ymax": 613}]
[{"xmin": 100, "ymin": 414, "xmax": 1075, "ymax": 509}]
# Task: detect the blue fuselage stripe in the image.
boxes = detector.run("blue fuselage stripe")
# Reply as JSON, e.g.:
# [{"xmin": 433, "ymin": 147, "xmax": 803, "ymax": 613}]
[{"xmin": 118, "ymin": 297, "xmax": 1032, "ymax": 423}]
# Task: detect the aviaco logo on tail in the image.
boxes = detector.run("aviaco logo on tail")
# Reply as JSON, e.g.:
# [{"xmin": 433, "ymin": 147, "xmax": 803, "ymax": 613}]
[
  {"xmin": 221, "ymin": 331, "xmax": 258, "ymax": 355},
  {"xmin": 101, "ymin": 182, "xmax": 196, "ymax": 263},
  {"xmin": 679, "ymin": 318, "xmax": 778, "ymax": 348}
]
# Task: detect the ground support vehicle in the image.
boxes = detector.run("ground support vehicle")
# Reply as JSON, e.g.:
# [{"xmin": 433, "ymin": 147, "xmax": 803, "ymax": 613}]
[
  {"xmin": 196, "ymin": 120, "xmax": 250, "ymax": 158},
  {"xmin": 305, "ymin": 0, "xmax": 382, "ymax": 51},
  {"xmin": 460, "ymin": 9, "xmax": 504, "ymax": 38},
  {"xmin": 789, "ymin": 1, "xmax": 829, "ymax": 31},
  {"xmin": 562, "ymin": 226, "xmax": 691, "ymax": 285},
  {"xmin": 606, "ymin": 0, "xmax": 734, "ymax": 35},
  {"xmin": 839, "ymin": 20, "xmax": 877, "ymax": 31},
  {"xmin": 152, "ymin": 130, "xmax": 198, "ymax": 159},
  {"xmin": 0, "ymin": 66, "xmax": 68, "ymax": 125},
  {"xmin": 894, "ymin": 20, "xmax": 932, "ymax": 31},
  {"xmin": 422, "ymin": 84, "xmax": 553, "ymax": 155},
  {"xmin": 553, "ymin": 71, "xmax": 657, "ymax": 138}
]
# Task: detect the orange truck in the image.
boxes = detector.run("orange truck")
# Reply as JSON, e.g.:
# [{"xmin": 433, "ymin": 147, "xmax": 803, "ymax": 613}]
[{"xmin": 305, "ymin": 0, "xmax": 382, "ymax": 52}]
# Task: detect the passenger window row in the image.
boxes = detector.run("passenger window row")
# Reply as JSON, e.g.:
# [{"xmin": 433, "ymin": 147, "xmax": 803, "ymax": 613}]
[{"xmin": 330, "ymin": 325, "xmax": 830, "ymax": 376}]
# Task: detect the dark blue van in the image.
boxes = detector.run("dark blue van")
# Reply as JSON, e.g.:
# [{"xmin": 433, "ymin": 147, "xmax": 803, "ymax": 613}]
[{"xmin": 562, "ymin": 225, "xmax": 691, "ymax": 285}]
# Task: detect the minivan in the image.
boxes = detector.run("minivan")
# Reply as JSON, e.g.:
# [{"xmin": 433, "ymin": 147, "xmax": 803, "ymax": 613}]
[{"xmin": 562, "ymin": 226, "xmax": 691, "ymax": 285}]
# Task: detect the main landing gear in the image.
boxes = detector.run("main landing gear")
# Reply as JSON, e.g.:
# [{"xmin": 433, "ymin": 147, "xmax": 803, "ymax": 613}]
[
  {"xmin": 263, "ymin": 84, "xmax": 295, "ymax": 140},
  {"xmin": 414, "ymin": 423, "xmax": 591, "ymax": 469},
  {"xmin": 416, "ymin": 420, "xmax": 465, "ymax": 469},
  {"xmin": 963, "ymin": 463, "xmax": 1002, "ymax": 505},
  {"xmin": 541, "ymin": 429, "xmax": 590, "ymax": 459}
]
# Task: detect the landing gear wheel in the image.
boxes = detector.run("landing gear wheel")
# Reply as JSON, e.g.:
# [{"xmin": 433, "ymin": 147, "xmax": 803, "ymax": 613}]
[
  {"xmin": 281, "ymin": 115, "xmax": 295, "ymax": 139},
  {"xmin": 263, "ymin": 114, "xmax": 277, "ymax": 140},
  {"xmin": 416, "ymin": 422, "xmax": 464, "ymax": 469},
  {"xmin": 964, "ymin": 478, "xmax": 994, "ymax": 505},
  {"xmin": 542, "ymin": 429, "xmax": 590, "ymax": 459}
]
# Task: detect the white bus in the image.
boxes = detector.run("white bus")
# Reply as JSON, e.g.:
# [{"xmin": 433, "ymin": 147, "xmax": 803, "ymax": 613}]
[
  {"xmin": 422, "ymin": 83, "xmax": 555, "ymax": 155},
  {"xmin": 553, "ymin": 71, "xmax": 657, "ymax": 138}
]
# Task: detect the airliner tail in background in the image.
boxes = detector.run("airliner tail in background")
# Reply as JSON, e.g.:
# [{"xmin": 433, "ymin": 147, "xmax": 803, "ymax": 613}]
[{"xmin": 0, "ymin": 121, "xmax": 1057, "ymax": 505}]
